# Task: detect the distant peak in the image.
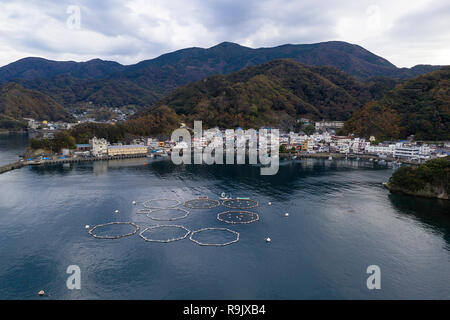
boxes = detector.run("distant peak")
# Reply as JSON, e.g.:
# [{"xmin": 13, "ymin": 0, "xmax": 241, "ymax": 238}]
[{"xmin": 209, "ymin": 41, "xmax": 247, "ymax": 50}]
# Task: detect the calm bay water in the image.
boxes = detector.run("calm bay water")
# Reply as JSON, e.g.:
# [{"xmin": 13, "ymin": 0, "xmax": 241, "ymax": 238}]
[
  {"xmin": 0, "ymin": 133, "xmax": 449, "ymax": 299},
  {"xmin": 0, "ymin": 132, "xmax": 28, "ymax": 166}
]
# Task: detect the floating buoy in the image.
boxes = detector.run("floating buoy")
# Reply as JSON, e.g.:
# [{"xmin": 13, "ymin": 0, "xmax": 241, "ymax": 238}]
[
  {"xmin": 265, "ymin": 237, "xmax": 271, "ymax": 243},
  {"xmin": 38, "ymin": 290, "xmax": 45, "ymax": 296},
  {"xmin": 268, "ymin": 202, "xmax": 272, "ymax": 206},
  {"xmin": 114, "ymin": 210, "xmax": 120, "ymax": 214},
  {"xmin": 85, "ymin": 225, "xmax": 90, "ymax": 229},
  {"xmin": 284, "ymin": 213, "xmax": 289, "ymax": 217},
  {"xmin": 132, "ymin": 201, "xmax": 137, "ymax": 205}
]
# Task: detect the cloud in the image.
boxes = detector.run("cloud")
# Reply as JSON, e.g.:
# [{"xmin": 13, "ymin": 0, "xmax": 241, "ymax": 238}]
[{"xmin": 0, "ymin": 0, "xmax": 448, "ymax": 67}]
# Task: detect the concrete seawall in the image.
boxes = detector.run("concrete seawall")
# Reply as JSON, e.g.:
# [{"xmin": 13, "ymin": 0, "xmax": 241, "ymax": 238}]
[
  {"xmin": 0, "ymin": 153, "xmax": 149, "ymax": 175},
  {"xmin": 0, "ymin": 161, "xmax": 25, "ymax": 174}
]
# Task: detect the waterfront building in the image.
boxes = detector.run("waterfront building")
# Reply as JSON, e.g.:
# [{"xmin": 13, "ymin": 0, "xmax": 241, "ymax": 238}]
[
  {"xmin": 365, "ymin": 144, "xmax": 396, "ymax": 155},
  {"xmin": 107, "ymin": 144, "xmax": 148, "ymax": 156},
  {"xmin": 23, "ymin": 118, "xmax": 38, "ymax": 129},
  {"xmin": 394, "ymin": 144, "xmax": 420, "ymax": 159},
  {"xmin": 89, "ymin": 137, "xmax": 108, "ymax": 157}
]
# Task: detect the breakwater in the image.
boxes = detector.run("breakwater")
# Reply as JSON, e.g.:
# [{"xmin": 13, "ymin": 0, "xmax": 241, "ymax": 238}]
[
  {"xmin": 0, "ymin": 161, "xmax": 25, "ymax": 174},
  {"xmin": 0, "ymin": 153, "xmax": 148, "ymax": 175}
]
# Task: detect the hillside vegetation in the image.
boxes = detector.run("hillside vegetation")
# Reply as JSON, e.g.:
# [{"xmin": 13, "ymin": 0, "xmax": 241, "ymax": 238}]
[
  {"xmin": 387, "ymin": 157, "xmax": 449, "ymax": 200},
  {"xmin": 345, "ymin": 67, "xmax": 450, "ymax": 140},
  {"xmin": 0, "ymin": 83, "xmax": 74, "ymax": 130},
  {"xmin": 134, "ymin": 59, "xmax": 383, "ymax": 131},
  {"xmin": 2, "ymin": 41, "xmax": 440, "ymax": 108}
]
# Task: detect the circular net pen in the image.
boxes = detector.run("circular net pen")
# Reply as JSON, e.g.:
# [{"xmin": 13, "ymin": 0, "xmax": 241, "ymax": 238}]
[
  {"xmin": 139, "ymin": 225, "xmax": 190, "ymax": 243},
  {"xmin": 184, "ymin": 198, "xmax": 220, "ymax": 209},
  {"xmin": 190, "ymin": 227, "xmax": 239, "ymax": 247},
  {"xmin": 88, "ymin": 222, "xmax": 140, "ymax": 239},
  {"xmin": 217, "ymin": 210, "xmax": 259, "ymax": 224},
  {"xmin": 146, "ymin": 208, "xmax": 190, "ymax": 221},
  {"xmin": 143, "ymin": 199, "xmax": 181, "ymax": 209},
  {"xmin": 222, "ymin": 198, "xmax": 258, "ymax": 209}
]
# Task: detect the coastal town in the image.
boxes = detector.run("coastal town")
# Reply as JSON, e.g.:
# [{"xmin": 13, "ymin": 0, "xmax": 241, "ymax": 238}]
[{"xmin": 6, "ymin": 118, "xmax": 448, "ymax": 169}]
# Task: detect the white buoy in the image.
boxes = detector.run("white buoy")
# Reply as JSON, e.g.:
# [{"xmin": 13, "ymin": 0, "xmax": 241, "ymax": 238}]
[
  {"xmin": 266, "ymin": 237, "xmax": 271, "ymax": 243},
  {"xmin": 85, "ymin": 225, "xmax": 90, "ymax": 229},
  {"xmin": 38, "ymin": 290, "xmax": 45, "ymax": 296},
  {"xmin": 268, "ymin": 202, "xmax": 272, "ymax": 206},
  {"xmin": 132, "ymin": 201, "xmax": 137, "ymax": 205},
  {"xmin": 114, "ymin": 209, "xmax": 120, "ymax": 214},
  {"xmin": 284, "ymin": 213, "xmax": 289, "ymax": 217}
]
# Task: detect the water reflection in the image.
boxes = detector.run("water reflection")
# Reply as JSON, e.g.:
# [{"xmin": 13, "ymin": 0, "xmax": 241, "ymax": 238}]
[
  {"xmin": 389, "ymin": 194, "xmax": 450, "ymax": 250},
  {"xmin": 0, "ymin": 132, "xmax": 29, "ymax": 166}
]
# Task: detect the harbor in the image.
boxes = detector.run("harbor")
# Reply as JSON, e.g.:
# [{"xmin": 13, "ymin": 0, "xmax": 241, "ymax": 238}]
[{"xmin": 0, "ymin": 150, "xmax": 423, "ymax": 176}]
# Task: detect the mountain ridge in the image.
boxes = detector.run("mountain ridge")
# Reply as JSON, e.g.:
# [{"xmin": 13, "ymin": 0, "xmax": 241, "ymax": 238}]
[{"xmin": 0, "ymin": 41, "xmax": 443, "ymax": 109}]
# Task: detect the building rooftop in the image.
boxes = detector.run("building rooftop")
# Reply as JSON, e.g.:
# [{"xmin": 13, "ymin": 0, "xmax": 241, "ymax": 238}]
[{"xmin": 108, "ymin": 144, "xmax": 147, "ymax": 149}]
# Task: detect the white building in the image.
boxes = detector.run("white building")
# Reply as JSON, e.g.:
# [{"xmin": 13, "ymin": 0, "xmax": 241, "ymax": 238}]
[
  {"xmin": 394, "ymin": 144, "xmax": 420, "ymax": 159},
  {"xmin": 147, "ymin": 138, "xmax": 159, "ymax": 149},
  {"xmin": 90, "ymin": 137, "xmax": 108, "ymax": 157},
  {"xmin": 365, "ymin": 144, "xmax": 396, "ymax": 155}
]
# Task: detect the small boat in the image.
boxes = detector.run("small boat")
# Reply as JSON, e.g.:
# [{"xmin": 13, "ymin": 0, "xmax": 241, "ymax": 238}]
[{"xmin": 328, "ymin": 156, "xmax": 333, "ymax": 161}]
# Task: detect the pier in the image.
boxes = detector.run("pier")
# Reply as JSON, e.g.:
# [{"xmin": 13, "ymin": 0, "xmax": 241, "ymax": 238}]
[
  {"xmin": 280, "ymin": 152, "xmax": 423, "ymax": 165},
  {"xmin": 0, "ymin": 153, "xmax": 148, "ymax": 175},
  {"xmin": 0, "ymin": 161, "xmax": 25, "ymax": 174},
  {"xmin": 29, "ymin": 153, "xmax": 148, "ymax": 166}
]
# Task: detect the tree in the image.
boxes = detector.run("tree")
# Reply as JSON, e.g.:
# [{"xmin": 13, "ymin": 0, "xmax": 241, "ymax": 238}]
[{"xmin": 303, "ymin": 124, "xmax": 315, "ymax": 135}]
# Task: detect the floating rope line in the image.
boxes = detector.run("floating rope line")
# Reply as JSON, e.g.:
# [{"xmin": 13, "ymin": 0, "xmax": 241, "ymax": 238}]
[
  {"xmin": 184, "ymin": 197, "xmax": 220, "ymax": 209},
  {"xmin": 217, "ymin": 210, "xmax": 259, "ymax": 224},
  {"xmin": 139, "ymin": 225, "xmax": 190, "ymax": 243},
  {"xmin": 190, "ymin": 227, "xmax": 240, "ymax": 247},
  {"xmin": 146, "ymin": 208, "xmax": 190, "ymax": 221},
  {"xmin": 222, "ymin": 198, "xmax": 258, "ymax": 209},
  {"xmin": 88, "ymin": 222, "xmax": 140, "ymax": 239},
  {"xmin": 136, "ymin": 208, "xmax": 152, "ymax": 214},
  {"xmin": 143, "ymin": 198, "xmax": 181, "ymax": 209}
]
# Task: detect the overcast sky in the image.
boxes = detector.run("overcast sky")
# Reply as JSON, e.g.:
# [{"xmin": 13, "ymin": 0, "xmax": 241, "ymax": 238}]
[{"xmin": 0, "ymin": 0, "xmax": 448, "ymax": 68}]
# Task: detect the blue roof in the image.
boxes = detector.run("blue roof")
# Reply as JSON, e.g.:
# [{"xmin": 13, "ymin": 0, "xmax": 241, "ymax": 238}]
[{"xmin": 76, "ymin": 144, "xmax": 90, "ymax": 148}]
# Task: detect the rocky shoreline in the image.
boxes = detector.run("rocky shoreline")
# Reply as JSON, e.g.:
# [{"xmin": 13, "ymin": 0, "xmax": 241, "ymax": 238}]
[{"xmin": 383, "ymin": 182, "xmax": 449, "ymax": 200}]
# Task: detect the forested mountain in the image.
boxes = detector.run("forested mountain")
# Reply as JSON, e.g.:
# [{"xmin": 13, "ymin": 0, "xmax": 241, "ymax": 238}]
[
  {"xmin": 1, "ymin": 41, "xmax": 441, "ymax": 108},
  {"xmin": 66, "ymin": 65, "xmax": 449, "ymax": 142},
  {"xmin": 0, "ymin": 41, "xmax": 446, "ymax": 139},
  {"xmin": 344, "ymin": 67, "xmax": 450, "ymax": 140},
  {"xmin": 0, "ymin": 57, "xmax": 125, "ymax": 83},
  {"xmin": 128, "ymin": 59, "xmax": 383, "ymax": 133},
  {"xmin": 0, "ymin": 83, "xmax": 74, "ymax": 130}
]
